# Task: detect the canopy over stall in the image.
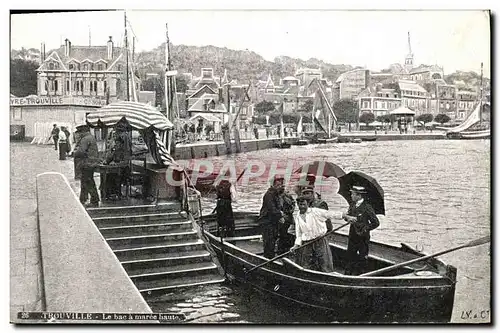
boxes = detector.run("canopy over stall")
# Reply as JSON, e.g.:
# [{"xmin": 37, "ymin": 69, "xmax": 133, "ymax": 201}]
[
  {"xmin": 86, "ymin": 101, "xmax": 176, "ymax": 166},
  {"xmin": 389, "ymin": 107, "xmax": 416, "ymax": 116}
]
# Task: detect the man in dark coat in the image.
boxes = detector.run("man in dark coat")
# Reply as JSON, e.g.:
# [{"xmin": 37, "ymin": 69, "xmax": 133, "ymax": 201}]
[
  {"xmin": 74, "ymin": 124, "xmax": 100, "ymax": 207},
  {"xmin": 345, "ymin": 185, "xmax": 380, "ymax": 275},
  {"xmin": 258, "ymin": 175, "xmax": 285, "ymax": 258},
  {"xmin": 276, "ymin": 190, "xmax": 296, "ymax": 255},
  {"xmin": 50, "ymin": 124, "xmax": 60, "ymax": 150}
]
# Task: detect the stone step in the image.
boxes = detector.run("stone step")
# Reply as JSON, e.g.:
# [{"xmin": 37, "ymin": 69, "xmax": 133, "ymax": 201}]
[
  {"xmin": 99, "ymin": 221, "xmax": 193, "ymax": 238},
  {"xmin": 87, "ymin": 201, "xmax": 182, "ymax": 218},
  {"xmin": 113, "ymin": 240, "xmax": 206, "ymax": 261},
  {"xmin": 93, "ymin": 212, "xmax": 189, "ymax": 228},
  {"xmin": 106, "ymin": 231, "xmax": 199, "ymax": 250},
  {"xmin": 121, "ymin": 250, "xmax": 212, "ymax": 272},
  {"xmin": 129, "ymin": 262, "xmax": 219, "ymax": 283},
  {"xmin": 137, "ymin": 273, "xmax": 226, "ymax": 296}
]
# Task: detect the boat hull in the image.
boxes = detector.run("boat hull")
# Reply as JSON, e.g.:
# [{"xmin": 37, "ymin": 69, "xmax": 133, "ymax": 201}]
[{"xmin": 203, "ymin": 231, "xmax": 456, "ymax": 323}]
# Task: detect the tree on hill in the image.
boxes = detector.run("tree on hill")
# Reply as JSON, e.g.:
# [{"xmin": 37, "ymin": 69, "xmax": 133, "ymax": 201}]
[
  {"xmin": 10, "ymin": 59, "xmax": 38, "ymax": 97},
  {"xmin": 254, "ymin": 100, "xmax": 276, "ymax": 114},
  {"xmin": 298, "ymin": 99, "xmax": 314, "ymax": 113},
  {"xmin": 434, "ymin": 114, "xmax": 451, "ymax": 125},
  {"xmin": 359, "ymin": 112, "xmax": 375, "ymax": 126}
]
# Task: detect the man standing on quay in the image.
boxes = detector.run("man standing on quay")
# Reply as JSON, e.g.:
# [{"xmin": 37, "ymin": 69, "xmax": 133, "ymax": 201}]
[
  {"xmin": 74, "ymin": 123, "xmax": 100, "ymax": 208},
  {"xmin": 50, "ymin": 124, "xmax": 60, "ymax": 150}
]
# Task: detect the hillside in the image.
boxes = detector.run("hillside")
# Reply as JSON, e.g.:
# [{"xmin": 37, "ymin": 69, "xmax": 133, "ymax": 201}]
[
  {"xmin": 134, "ymin": 43, "xmax": 357, "ymax": 83},
  {"xmin": 11, "ymin": 43, "xmax": 488, "ymax": 90}
]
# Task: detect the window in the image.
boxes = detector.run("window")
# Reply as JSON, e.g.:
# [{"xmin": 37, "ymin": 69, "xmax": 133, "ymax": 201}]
[
  {"xmin": 69, "ymin": 64, "xmax": 74, "ymax": 70},
  {"xmin": 13, "ymin": 108, "xmax": 22, "ymax": 120},
  {"xmin": 49, "ymin": 63, "xmax": 54, "ymax": 70},
  {"xmin": 117, "ymin": 65, "xmax": 122, "ymax": 71},
  {"xmin": 44, "ymin": 81, "xmax": 48, "ymax": 91},
  {"xmin": 83, "ymin": 64, "xmax": 88, "ymax": 71},
  {"xmin": 98, "ymin": 64, "xmax": 103, "ymax": 71},
  {"xmin": 104, "ymin": 81, "xmax": 107, "ymax": 93},
  {"xmin": 54, "ymin": 80, "xmax": 58, "ymax": 92},
  {"xmin": 66, "ymin": 80, "xmax": 70, "ymax": 92}
]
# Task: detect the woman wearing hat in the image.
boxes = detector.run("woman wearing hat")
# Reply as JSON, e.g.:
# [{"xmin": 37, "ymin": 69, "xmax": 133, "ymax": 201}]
[{"xmin": 344, "ymin": 185, "xmax": 380, "ymax": 275}]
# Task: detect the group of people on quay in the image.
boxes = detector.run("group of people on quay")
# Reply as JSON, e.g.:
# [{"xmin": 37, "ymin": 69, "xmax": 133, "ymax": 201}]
[
  {"xmin": 215, "ymin": 173, "xmax": 380, "ymax": 275},
  {"xmin": 50, "ymin": 124, "xmax": 72, "ymax": 160},
  {"xmin": 51, "ymin": 120, "xmax": 135, "ymax": 208}
]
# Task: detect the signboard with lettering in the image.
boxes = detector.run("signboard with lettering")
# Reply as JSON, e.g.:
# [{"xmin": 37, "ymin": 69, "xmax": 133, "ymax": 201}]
[{"xmin": 10, "ymin": 96, "xmax": 107, "ymax": 107}]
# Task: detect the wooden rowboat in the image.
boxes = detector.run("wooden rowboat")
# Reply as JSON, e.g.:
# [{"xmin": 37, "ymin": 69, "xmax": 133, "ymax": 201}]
[{"xmin": 199, "ymin": 211, "xmax": 457, "ymax": 323}]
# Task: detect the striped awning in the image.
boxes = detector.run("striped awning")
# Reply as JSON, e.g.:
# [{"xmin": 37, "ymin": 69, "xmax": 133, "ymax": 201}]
[{"xmin": 86, "ymin": 101, "xmax": 173, "ymax": 131}]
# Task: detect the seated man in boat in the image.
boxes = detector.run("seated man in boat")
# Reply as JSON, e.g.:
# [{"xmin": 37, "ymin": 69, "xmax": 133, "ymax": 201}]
[
  {"xmin": 345, "ymin": 186, "xmax": 380, "ymax": 276},
  {"xmin": 258, "ymin": 175, "xmax": 286, "ymax": 259},
  {"xmin": 290, "ymin": 196, "xmax": 351, "ymax": 273}
]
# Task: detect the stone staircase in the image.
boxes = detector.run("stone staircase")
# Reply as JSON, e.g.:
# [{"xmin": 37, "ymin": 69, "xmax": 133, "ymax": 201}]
[{"xmin": 86, "ymin": 202, "xmax": 225, "ymax": 298}]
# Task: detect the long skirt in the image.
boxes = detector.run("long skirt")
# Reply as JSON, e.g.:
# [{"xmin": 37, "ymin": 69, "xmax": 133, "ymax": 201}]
[
  {"xmin": 216, "ymin": 198, "xmax": 235, "ymax": 237},
  {"xmin": 296, "ymin": 236, "xmax": 333, "ymax": 272}
]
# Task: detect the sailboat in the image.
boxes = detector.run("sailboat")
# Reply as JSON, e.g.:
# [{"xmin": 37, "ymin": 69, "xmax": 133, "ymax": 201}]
[
  {"xmin": 274, "ymin": 102, "xmax": 291, "ymax": 149},
  {"xmin": 443, "ymin": 63, "xmax": 490, "ymax": 140},
  {"xmin": 294, "ymin": 115, "xmax": 309, "ymax": 145},
  {"xmin": 309, "ymin": 79, "xmax": 338, "ymax": 144}
]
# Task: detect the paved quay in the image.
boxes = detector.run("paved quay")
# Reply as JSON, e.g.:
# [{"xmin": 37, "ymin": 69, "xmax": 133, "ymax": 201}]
[{"xmin": 10, "ymin": 143, "xmax": 81, "ymax": 322}]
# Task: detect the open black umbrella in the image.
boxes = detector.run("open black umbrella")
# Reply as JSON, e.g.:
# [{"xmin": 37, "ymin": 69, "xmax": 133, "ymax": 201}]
[
  {"xmin": 337, "ymin": 171, "xmax": 385, "ymax": 215},
  {"xmin": 293, "ymin": 161, "xmax": 346, "ymax": 179}
]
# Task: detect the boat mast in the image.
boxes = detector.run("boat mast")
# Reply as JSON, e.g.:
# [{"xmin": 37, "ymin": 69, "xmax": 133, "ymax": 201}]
[
  {"xmin": 124, "ymin": 11, "xmax": 130, "ymax": 102},
  {"xmin": 479, "ymin": 62, "xmax": 483, "ymax": 128}
]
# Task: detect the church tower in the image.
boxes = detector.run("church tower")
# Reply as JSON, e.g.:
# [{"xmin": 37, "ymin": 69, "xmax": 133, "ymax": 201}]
[{"xmin": 404, "ymin": 31, "xmax": 414, "ymax": 73}]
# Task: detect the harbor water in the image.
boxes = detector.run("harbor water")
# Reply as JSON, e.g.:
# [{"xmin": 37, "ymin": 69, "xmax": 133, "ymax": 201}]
[{"xmin": 10, "ymin": 140, "xmax": 490, "ymax": 323}]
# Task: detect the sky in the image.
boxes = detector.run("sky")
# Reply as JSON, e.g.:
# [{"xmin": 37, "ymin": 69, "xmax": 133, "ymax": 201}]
[{"xmin": 9, "ymin": 9, "xmax": 492, "ymax": 76}]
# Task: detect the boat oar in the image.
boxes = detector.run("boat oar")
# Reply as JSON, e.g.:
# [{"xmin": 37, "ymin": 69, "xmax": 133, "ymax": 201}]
[
  {"xmin": 244, "ymin": 221, "xmax": 351, "ymax": 276},
  {"xmin": 360, "ymin": 235, "xmax": 490, "ymax": 277}
]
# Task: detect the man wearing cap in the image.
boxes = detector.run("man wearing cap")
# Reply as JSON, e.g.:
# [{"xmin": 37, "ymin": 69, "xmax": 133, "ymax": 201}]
[
  {"xmin": 50, "ymin": 124, "xmax": 60, "ymax": 150},
  {"xmin": 290, "ymin": 196, "xmax": 352, "ymax": 272},
  {"xmin": 74, "ymin": 123, "xmax": 100, "ymax": 207},
  {"xmin": 345, "ymin": 185, "xmax": 380, "ymax": 275},
  {"xmin": 258, "ymin": 175, "xmax": 286, "ymax": 258}
]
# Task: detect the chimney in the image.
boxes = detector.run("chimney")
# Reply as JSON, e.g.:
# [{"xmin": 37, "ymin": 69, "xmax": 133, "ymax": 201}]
[
  {"xmin": 40, "ymin": 42, "xmax": 46, "ymax": 61},
  {"xmin": 107, "ymin": 36, "xmax": 114, "ymax": 60},
  {"xmin": 64, "ymin": 38, "xmax": 71, "ymax": 57}
]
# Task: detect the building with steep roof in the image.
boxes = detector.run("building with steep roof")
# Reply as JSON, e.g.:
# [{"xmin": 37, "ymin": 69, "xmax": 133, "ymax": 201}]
[
  {"xmin": 36, "ymin": 37, "xmax": 139, "ymax": 102},
  {"xmin": 358, "ymin": 85, "xmax": 402, "ymax": 119},
  {"xmin": 397, "ymin": 79, "xmax": 429, "ymax": 115}
]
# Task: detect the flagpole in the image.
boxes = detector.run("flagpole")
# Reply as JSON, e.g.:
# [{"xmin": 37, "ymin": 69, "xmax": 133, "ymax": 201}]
[
  {"xmin": 479, "ymin": 62, "xmax": 483, "ymax": 128},
  {"xmin": 124, "ymin": 11, "xmax": 130, "ymax": 102}
]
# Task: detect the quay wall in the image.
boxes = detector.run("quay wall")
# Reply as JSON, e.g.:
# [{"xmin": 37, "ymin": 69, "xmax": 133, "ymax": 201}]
[
  {"xmin": 36, "ymin": 172, "xmax": 152, "ymax": 317},
  {"xmin": 172, "ymin": 134, "xmax": 446, "ymax": 160},
  {"xmin": 173, "ymin": 138, "xmax": 286, "ymax": 160},
  {"xmin": 338, "ymin": 133, "xmax": 446, "ymax": 141}
]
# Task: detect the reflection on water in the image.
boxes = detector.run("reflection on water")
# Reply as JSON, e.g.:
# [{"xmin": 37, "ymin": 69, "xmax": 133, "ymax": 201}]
[{"xmin": 156, "ymin": 139, "xmax": 491, "ymax": 323}]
